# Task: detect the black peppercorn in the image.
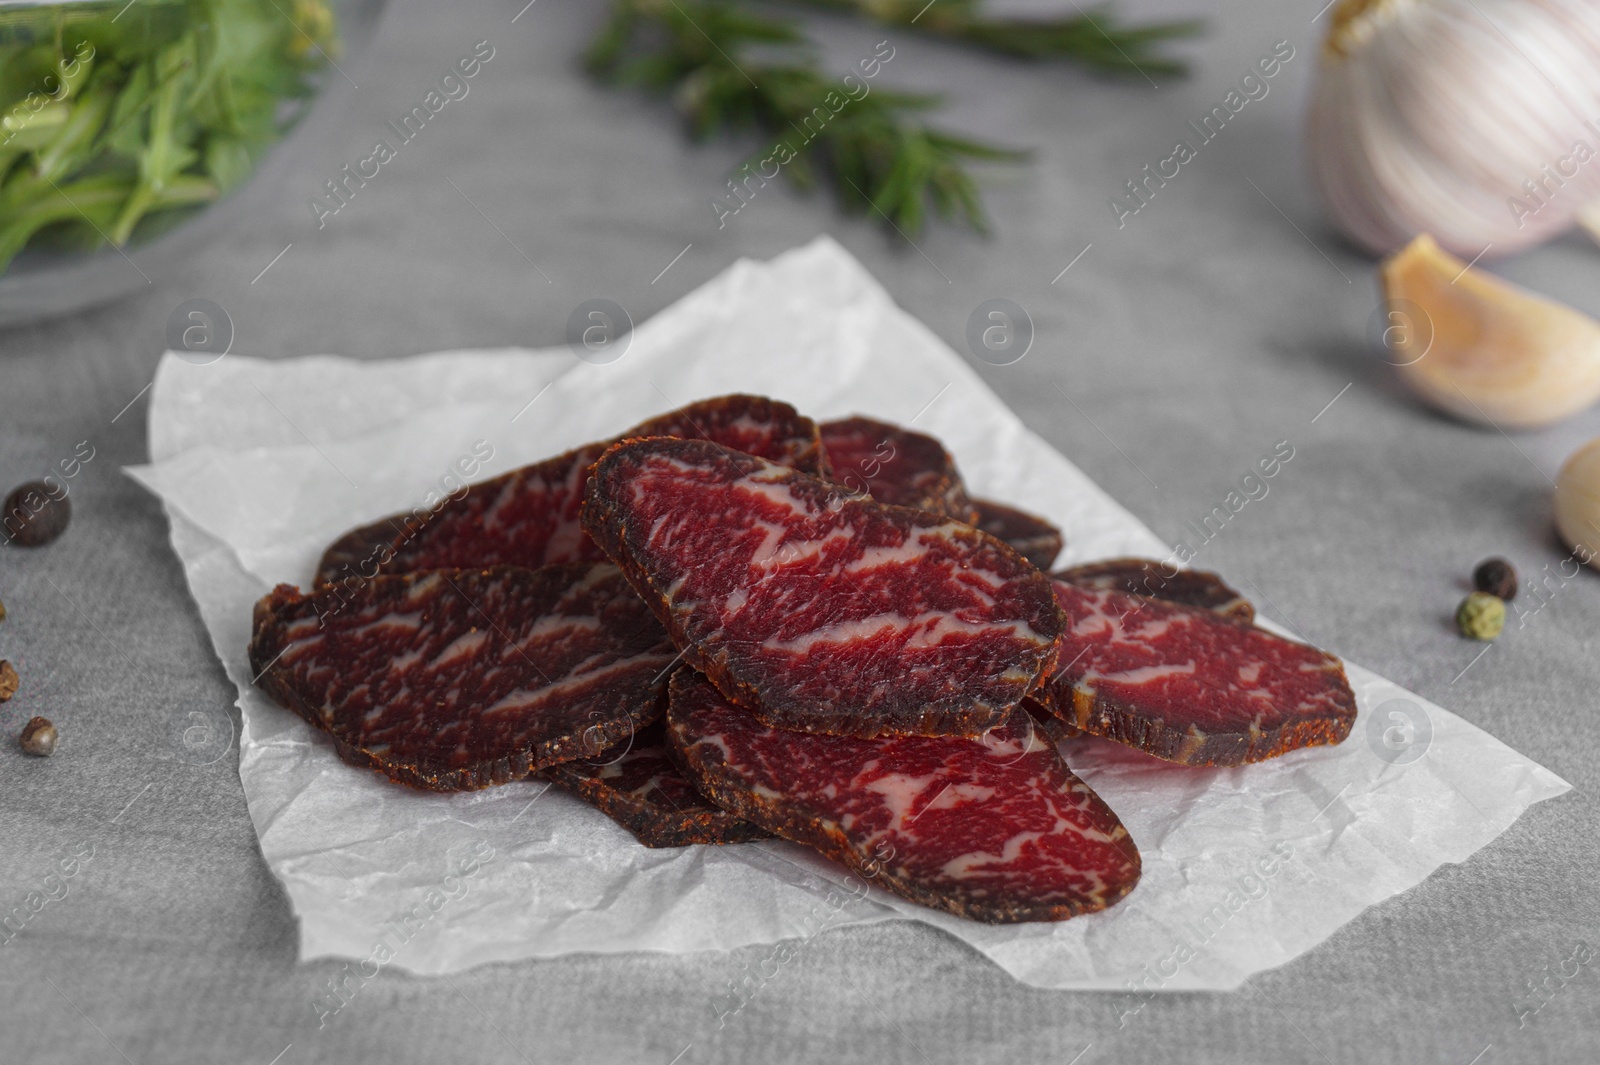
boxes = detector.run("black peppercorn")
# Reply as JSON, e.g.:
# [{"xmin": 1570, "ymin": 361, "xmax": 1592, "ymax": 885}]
[
  {"xmin": 0, "ymin": 660, "xmax": 15, "ymax": 702},
  {"xmin": 19, "ymin": 716, "xmax": 57, "ymax": 757},
  {"xmin": 3, "ymin": 482, "xmax": 71, "ymax": 547},
  {"xmin": 1473, "ymin": 557, "xmax": 1519, "ymax": 600}
]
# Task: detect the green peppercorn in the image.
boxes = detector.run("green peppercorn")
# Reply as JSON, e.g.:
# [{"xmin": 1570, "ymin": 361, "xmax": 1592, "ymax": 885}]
[
  {"xmin": 1473, "ymin": 557, "xmax": 1519, "ymax": 600},
  {"xmin": 1456, "ymin": 591, "xmax": 1506, "ymax": 641}
]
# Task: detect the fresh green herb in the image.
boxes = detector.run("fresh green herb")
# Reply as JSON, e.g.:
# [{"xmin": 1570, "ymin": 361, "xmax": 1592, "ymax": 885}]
[
  {"xmin": 0, "ymin": 0, "xmax": 336, "ymax": 273},
  {"xmin": 588, "ymin": 0, "xmax": 1198, "ymax": 237},
  {"xmin": 791, "ymin": 0, "xmax": 1201, "ymax": 75}
]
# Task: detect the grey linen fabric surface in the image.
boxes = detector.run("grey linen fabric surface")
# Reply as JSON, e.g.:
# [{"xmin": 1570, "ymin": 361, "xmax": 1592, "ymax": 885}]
[{"xmin": 1, "ymin": 0, "xmax": 1598, "ymax": 1062}]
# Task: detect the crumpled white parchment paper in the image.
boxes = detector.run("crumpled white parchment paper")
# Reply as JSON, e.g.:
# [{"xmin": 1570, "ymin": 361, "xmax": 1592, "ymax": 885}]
[{"xmin": 127, "ymin": 236, "xmax": 1570, "ymax": 991}]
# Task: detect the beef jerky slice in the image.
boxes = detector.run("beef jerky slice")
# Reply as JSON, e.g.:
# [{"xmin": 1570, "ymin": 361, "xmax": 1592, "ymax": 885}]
[
  {"xmin": 583, "ymin": 438, "xmax": 1065, "ymax": 739},
  {"xmin": 629, "ymin": 394, "xmax": 831, "ymax": 479},
  {"xmin": 1025, "ymin": 564, "xmax": 1253, "ymax": 745},
  {"xmin": 972, "ymin": 499, "xmax": 1064, "ymax": 570},
  {"xmin": 315, "ymin": 394, "xmax": 827, "ymax": 586},
  {"xmin": 1023, "ymin": 698, "xmax": 1080, "ymax": 743},
  {"xmin": 316, "ymin": 443, "xmax": 610, "ymax": 588},
  {"xmin": 544, "ymin": 721, "xmax": 770, "ymax": 847},
  {"xmin": 667, "ymin": 671, "xmax": 1140, "ymax": 923},
  {"xmin": 1054, "ymin": 557, "xmax": 1253, "ymax": 622},
  {"xmin": 1042, "ymin": 580, "xmax": 1357, "ymax": 766},
  {"xmin": 820, "ymin": 416, "xmax": 976, "ymax": 520},
  {"xmin": 249, "ymin": 563, "xmax": 677, "ymax": 791}
]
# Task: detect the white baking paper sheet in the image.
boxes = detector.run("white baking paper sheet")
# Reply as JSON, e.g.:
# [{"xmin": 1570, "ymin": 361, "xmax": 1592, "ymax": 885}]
[{"xmin": 126, "ymin": 236, "xmax": 1570, "ymax": 991}]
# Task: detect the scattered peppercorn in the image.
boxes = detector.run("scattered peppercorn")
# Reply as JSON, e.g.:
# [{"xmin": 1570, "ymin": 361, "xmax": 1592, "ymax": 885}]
[
  {"xmin": 0, "ymin": 596, "xmax": 7, "ymax": 621},
  {"xmin": 19, "ymin": 716, "xmax": 57, "ymax": 757},
  {"xmin": 0, "ymin": 660, "xmax": 17, "ymax": 702},
  {"xmin": 1457, "ymin": 591, "xmax": 1506, "ymax": 641},
  {"xmin": 1473, "ymin": 557, "xmax": 1519, "ymax": 600},
  {"xmin": 3, "ymin": 481, "xmax": 72, "ymax": 547}
]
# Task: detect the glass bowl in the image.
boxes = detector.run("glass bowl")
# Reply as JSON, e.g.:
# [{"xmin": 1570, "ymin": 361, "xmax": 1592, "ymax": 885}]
[{"xmin": 0, "ymin": 0, "xmax": 387, "ymax": 328}]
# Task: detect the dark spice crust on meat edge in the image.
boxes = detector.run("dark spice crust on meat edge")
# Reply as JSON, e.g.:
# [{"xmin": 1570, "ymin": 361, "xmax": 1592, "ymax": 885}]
[
  {"xmin": 819, "ymin": 416, "xmax": 976, "ymax": 521},
  {"xmin": 315, "ymin": 518, "xmax": 411, "ymax": 589},
  {"xmin": 542, "ymin": 762, "xmax": 772, "ymax": 847},
  {"xmin": 971, "ymin": 498, "xmax": 1064, "ymax": 571},
  {"xmin": 1053, "ymin": 557, "xmax": 1255, "ymax": 622},
  {"xmin": 247, "ymin": 580, "xmax": 662, "ymax": 793},
  {"xmin": 582, "ymin": 439, "xmax": 1065, "ymax": 739},
  {"xmin": 665, "ymin": 699, "xmax": 1138, "ymax": 923},
  {"xmin": 1048, "ymin": 678, "xmax": 1357, "ymax": 767},
  {"xmin": 632, "ymin": 393, "xmax": 834, "ymax": 480}
]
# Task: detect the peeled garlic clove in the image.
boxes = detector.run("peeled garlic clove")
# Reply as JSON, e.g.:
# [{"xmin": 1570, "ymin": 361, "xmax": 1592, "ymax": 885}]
[
  {"xmin": 1556, "ymin": 437, "xmax": 1600, "ymax": 571},
  {"xmin": 1380, "ymin": 234, "xmax": 1600, "ymax": 429},
  {"xmin": 1309, "ymin": 0, "xmax": 1600, "ymax": 259}
]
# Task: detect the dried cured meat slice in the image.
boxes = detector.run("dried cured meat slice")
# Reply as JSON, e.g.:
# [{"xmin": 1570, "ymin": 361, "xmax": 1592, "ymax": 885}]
[
  {"xmin": 1041, "ymin": 580, "xmax": 1357, "ymax": 766},
  {"xmin": 820, "ymin": 416, "xmax": 976, "ymax": 520},
  {"xmin": 666, "ymin": 671, "xmax": 1140, "ymax": 923},
  {"xmin": 314, "ymin": 394, "xmax": 826, "ymax": 586},
  {"xmin": 1027, "ymin": 562, "xmax": 1249, "ymax": 746},
  {"xmin": 544, "ymin": 721, "xmax": 771, "ymax": 847},
  {"xmin": 972, "ymin": 499, "xmax": 1064, "ymax": 570},
  {"xmin": 818, "ymin": 421, "xmax": 1060, "ymax": 568},
  {"xmin": 630, "ymin": 394, "xmax": 831, "ymax": 479},
  {"xmin": 583, "ymin": 438, "xmax": 1065, "ymax": 739},
  {"xmin": 316, "ymin": 444, "xmax": 609, "ymax": 588},
  {"xmin": 1055, "ymin": 557, "xmax": 1253, "ymax": 622},
  {"xmin": 249, "ymin": 563, "xmax": 677, "ymax": 791}
]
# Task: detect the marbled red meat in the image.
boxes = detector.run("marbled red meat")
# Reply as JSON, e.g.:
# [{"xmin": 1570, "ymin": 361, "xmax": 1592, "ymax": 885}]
[
  {"xmin": 972, "ymin": 499, "xmax": 1064, "ymax": 570},
  {"xmin": 249, "ymin": 563, "xmax": 677, "ymax": 790},
  {"xmin": 1055, "ymin": 557, "xmax": 1253, "ymax": 622},
  {"xmin": 666, "ymin": 671, "xmax": 1140, "ymax": 923},
  {"xmin": 1041, "ymin": 580, "xmax": 1356, "ymax": 766},
  {"xmin": 629, "ymin": 396, "xmax": 831, "ymax": 478},
  {"xmin": 583, "ymin": 438, "xmax": 1064, "ymax": 739},
  {"xmin": 545, "ymin": 720, "xmax": 770, "ymax": 847},
  {"xmin": 316, "ymin": 444, "xmax": 610, "ymax": 589},
  {"xmin": 820, "ymin": 416, "xmax": 976, "ymax": 520},
  {"xmin": 315, "ymin": 394, "xmax": 827, "ymax": 587}
]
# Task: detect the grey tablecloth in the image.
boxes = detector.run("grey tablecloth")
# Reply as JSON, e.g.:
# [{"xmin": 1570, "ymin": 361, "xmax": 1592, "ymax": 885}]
[{"xmin": 2, "ymin": 0, "xmax": 1597, "ymax": 1062}]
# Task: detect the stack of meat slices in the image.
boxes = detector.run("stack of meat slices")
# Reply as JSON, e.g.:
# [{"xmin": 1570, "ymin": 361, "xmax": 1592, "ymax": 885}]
[
  {"xmin": 249, "ymin": 394, "xmax": 1358, "ymax": 925},
  {"xmin": 251, "ymin": 395, "xmax": 824, "ymax": 844}
]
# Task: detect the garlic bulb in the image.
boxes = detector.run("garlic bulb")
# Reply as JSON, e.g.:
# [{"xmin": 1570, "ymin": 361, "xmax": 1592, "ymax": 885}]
[
  {"xmin": 1380, "ymin": 234, "xmax": 1600, "ymax": 428},
  {"xmin": 1309, "ymin": 0, "xmax": 1600, "ymax": 259},
  {"xmin": 1555, "ymin": 436, "xmax": 1600, "ymax": 570}
]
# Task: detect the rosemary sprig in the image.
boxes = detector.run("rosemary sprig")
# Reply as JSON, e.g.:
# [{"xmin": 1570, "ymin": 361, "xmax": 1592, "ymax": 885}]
[
  {"xmin": 588, "ymin": 0, "xmax": 1018, "ymax": 235},
  {"xmin": 588, "ymin": 0, "xmax": 1198, "ymax": 237},
  {"xmin": 791, "ymin": 0, "xmax": 1201, "ymax": 77}
]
